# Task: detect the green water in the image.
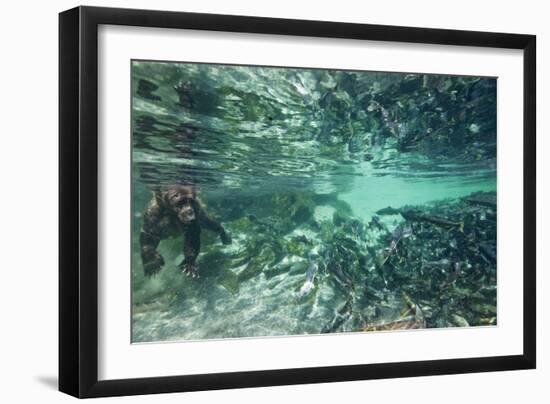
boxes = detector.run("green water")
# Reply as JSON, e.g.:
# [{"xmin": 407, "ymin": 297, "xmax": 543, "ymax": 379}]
[
  {"xmin": 131, "ymin": 61, "xmax": 497, "ymax": 342},
  {"xmin": 341, "ymin": 171, "xmax": 496, "ymax": 219}
]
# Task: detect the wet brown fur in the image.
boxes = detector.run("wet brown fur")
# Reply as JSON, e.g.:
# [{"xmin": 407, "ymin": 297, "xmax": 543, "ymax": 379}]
[{"xmin": 140, "ymin": 185, "xmax": 230, "ymax": 277}]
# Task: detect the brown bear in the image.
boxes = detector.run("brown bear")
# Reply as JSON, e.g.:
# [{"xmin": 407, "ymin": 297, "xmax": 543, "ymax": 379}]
[{"xmin": 139, "ymin": 185, "xmax": 231, "ymax": 278}]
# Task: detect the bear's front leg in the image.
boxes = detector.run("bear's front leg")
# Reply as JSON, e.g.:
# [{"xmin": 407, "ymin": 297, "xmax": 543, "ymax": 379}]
[
  {"xmin": 140, "ymin": 231, "xmax": 164, "ymax": 277},
  {"xmin": 180, "ymin": 224, "xmax": 201, "ymax": 278},
  {"xmin": 197, "ymin": 206, "xmax": 231, "ymax": 245}
]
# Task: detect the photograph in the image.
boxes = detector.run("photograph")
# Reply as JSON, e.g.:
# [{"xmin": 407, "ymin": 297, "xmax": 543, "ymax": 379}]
[
  {"xmin": 0, "ymin": 0, "xmax": 544, "ymax": 401},
  {"xmin": 131, "ymin": 60, "xmax": 498, "ymax": 343}
]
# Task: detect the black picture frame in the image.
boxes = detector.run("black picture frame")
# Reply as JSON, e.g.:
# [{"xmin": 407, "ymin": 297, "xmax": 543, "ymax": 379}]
[{"xmin": 59, "ymin": 5, "xmax": 536, "ymax": 398}]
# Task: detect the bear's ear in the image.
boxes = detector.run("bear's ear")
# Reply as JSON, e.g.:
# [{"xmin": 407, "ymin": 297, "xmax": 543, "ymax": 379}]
[{"xmin": 153, "ymin": 189, "xmax": 164, "ymax": 206}]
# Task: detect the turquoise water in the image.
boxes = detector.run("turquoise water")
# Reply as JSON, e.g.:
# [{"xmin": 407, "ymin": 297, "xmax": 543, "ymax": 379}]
[
  {"xmin": 341, "ymin": 171, "xmax": 496, "ymax": 219},
  {"xmin": 131, "ymin": 61, "xmax": 497, "ymax": 342}
]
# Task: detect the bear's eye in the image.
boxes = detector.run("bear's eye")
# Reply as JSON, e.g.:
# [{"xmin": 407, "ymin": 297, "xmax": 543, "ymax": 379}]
[{"xmin": 174, "ymin": 197, "xmax": 189, "ymax": 206}]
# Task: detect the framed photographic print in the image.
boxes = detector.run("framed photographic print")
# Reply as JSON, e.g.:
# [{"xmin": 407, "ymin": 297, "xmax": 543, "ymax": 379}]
[{"xmin": 59, "ymin": 6, "xmax": 536, "ymax": 398}]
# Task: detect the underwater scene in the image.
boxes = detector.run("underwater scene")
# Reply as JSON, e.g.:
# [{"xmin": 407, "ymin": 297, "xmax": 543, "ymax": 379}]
[{"xmin": 131, "ymin": 60, "xmax": 497, "ymax": 343}]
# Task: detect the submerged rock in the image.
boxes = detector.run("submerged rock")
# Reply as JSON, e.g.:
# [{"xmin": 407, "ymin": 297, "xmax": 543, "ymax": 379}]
[
  {"xmin": 218, "ymin": 268, "xmax": 240, "ymax": 295},
  {"xmin": 297, "ymin": 261, "xmax": 319, "ymax": 299}
]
